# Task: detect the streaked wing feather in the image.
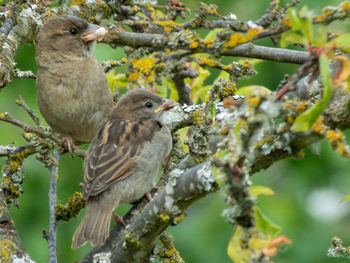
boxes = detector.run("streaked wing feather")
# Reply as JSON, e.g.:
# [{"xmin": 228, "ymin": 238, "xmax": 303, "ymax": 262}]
[{"xmin": 83, "ymin": 119, "xmax": 162, "ymax": 198}]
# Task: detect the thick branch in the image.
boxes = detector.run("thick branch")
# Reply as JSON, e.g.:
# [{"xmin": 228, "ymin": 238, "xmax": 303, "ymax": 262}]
[
  {"xmin": 0, "ymin": 191, "xmax": 35, "ymax": 262},
  {"xmin": 80, "ymin": 161, "xmax": 218, "ymax": 263},
  {"xmin": 104, "ymin": 31, "xmax": 309, "ymax": 64},
  {"xmin": 221, "ymin": 43, "xmax": 310, "ymax": 64},
  {"xmin": 0, "ymin": 4, "xmax": 41, "ymax": 89}
]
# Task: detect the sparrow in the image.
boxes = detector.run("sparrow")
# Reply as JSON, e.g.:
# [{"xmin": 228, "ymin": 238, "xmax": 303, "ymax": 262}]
[
  {"xmin": 72, "ymin": 89, "xmax": 178, "ymax": 249},
  {"xmin": 35, "ymin": 16, "xmax": 113, "ymax": 144}
]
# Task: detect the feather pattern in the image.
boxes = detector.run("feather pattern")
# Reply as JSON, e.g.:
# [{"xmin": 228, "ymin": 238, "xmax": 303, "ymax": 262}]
[
  {"xmin": 72, "ymin": 89, "xmax": 178, "ymax": 249},
  {"xmin": 83, "ymin": 119, "xmax": 162, "ymax": 198}
]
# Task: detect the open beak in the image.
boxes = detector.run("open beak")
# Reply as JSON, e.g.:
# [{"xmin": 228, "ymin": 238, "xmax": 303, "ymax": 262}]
[
  {"xmin": 154, "ymin": 99, "xmax": 179, "ymax": 114},
  {"xmin": 81, "ymin": 24, "xmax": 107, "ymax": 43}
]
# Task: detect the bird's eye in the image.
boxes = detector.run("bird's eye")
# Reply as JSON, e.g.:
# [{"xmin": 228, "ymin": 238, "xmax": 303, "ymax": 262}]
[
  {"xmin": 145, "ymin": 102, "xmax": 153, "ymax": 108},
  {"xmin": 70, "ymin": 28, "xmax": 77, "ymax": 35}
]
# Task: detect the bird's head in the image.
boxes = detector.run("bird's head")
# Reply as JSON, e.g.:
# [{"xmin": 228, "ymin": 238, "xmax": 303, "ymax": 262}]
[
  {"xmin": 36, "ymin": 16, "xmax": 106, "ymax": 60},
  {"xmin": 111, "ymin": 89, "xmax": 179, "ymax": 121}
]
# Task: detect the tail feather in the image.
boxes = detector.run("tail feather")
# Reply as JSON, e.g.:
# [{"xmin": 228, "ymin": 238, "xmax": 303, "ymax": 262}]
[{"xmin": 72, "ymin": 199, "xmax": 113, "ymax": 249}]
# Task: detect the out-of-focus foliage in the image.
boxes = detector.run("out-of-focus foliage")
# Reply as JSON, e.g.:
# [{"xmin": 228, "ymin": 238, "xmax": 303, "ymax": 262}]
[{"xmin": 0, "ymin": 0, "xmax": 350, "ymax": 262}]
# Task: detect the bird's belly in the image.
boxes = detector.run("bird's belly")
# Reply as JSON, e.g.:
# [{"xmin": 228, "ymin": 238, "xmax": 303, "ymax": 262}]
[{"xmin": 37, "ymin": 68, "xmax": 112, "ymax": 142}]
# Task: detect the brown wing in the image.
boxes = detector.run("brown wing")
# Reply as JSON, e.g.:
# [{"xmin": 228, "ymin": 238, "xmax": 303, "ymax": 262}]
[{"xmin": 83, "ymin": 119, "xmax": 162, "ymax": 198}]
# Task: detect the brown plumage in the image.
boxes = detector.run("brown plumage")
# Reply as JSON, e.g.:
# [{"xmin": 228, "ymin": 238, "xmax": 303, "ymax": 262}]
[
  {"xmin": 72, "ymin": 89, "xmax": 178, "ymax": 249},
  {"xmin": 35, "ymin": 16, "xmax": 113, "ymax": 143}
]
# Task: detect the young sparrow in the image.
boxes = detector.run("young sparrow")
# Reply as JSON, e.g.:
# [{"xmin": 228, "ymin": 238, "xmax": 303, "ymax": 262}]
[
  {"xmin": 35, "ymin": 16, "xmax": 113, "ymax": 144},
  {"xmin": 72, "ymin": 89, "xmax": 178, "ymax": 249}
]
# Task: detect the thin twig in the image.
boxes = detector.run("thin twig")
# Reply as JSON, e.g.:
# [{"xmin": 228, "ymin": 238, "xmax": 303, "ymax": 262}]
[
  {"xmin": 47, "ymin": 150, "xmax": 60, "ymax": 263},
  {"xmin": 0, "ymin": 112, "xmax": 86, "ymax": 157},
  {"xmin": 16, "ymin": 95, "xmax": 43, "ymax": 128},
  {"xmin": 101, "ymin": 59, "xmax": 128, "ymax": 73}
]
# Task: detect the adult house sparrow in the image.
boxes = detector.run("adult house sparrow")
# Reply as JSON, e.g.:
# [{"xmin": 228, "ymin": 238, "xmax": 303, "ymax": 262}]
[
  {"xmin": 72, "ymin": 89, "xmax": 178, "ymax": 249},
  {"xmin": 35, "ymin": 16, "xmax": 113, "ymax": 145}
]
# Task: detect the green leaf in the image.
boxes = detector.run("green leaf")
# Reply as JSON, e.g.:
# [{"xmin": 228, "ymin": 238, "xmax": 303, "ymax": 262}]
[
  {"xmin": 280, "ymin": 31, "xmax": 306, "ymax": 48},
  {"xmin": 288, "ymin": 8, "xmax": 302, "ymax": 31},
  {"xmin": 291, "ymin": 54, "xmax": 332, "ymax": 131},
  {"xmin": 212, "ymin": 166, "xmax": 224, "ymax": 187},
  {"xmin": 312, "ymin": 26, "xmax": 328, "ymax": 46},
  {"xmin": 215, "ymin": 70, "xmax": 230, "ymax": 82},
  {"xmin": 255, "ymin": 206, "xmax": 281, "ymax": 240},
  {"xmin": 234, "ymin": 119, "xmax": 242, "ymax": 145},
  {"xmin": 205, "ymin": 28, "xmax": 225, "ymax": 41},
  {"xmin": 236, "ymin": 85, "xmax": 271, "ymax": 97},
  {"xmin": 227, "ymin": 226, "xmax": 249, "ymax": 263},
  {"xmin": 329, "ymin": 33, "xmax": 350, "ymax": 53},
  {"xmin": 299, "ymin": 6, "xmax": 313, "ymax": 43},
  {"xmin": 282, "ymin": 7, "xmax": 315, "ymax": 47},
  {"xmin": 249, "ymin": 185, "xmax": 275, "ymax": 196}
]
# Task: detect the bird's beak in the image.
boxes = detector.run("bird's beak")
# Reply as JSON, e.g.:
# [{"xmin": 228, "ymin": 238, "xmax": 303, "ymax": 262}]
[
  {"xmin": 154, "ymin": 99, "xmax": 179, "ymax": 114},
  {"xmin": 81, "ymin": 24, "xmax": 107, "ymax": 43}
]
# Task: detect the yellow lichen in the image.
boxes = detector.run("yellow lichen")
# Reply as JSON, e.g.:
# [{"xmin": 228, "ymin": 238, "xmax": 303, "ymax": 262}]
[
  {"xmin": 246, "ymin": 28, "xmax": 264, "ymax": 41},
  {"xmin": 340, "ymin": 2, "xmax": 350, "ymax": 11},
  {"xmin": 128, "ymin": 72, "xmax": 139, "ymax": 82},
  {"xmin": 294, "ymin": 101, "xmax": 307, "ymax": 112},
  {"xmin": 336, "ymin": 142, "xmax": 349, "ymax": 157},
  {"xmin": 247, "ymin": 97, "xmax": 260, "ymax": 108},
  {"xmin": 173, "ymin": 214, "xmax": 185, "ymax": 224},
  {"xmin": 224, "ymin": 33, "xmax": 246, "ymax": 48},
  {"xmin": 287, "ymin": 115, "xmax": 294, "ymax": 123},
  {"xmin": 70, "ymin": 0, "xmax": 85, "ymax": 6},
  {"xmin": 203, "ymin": 39, "xmax": 214, "ymax": 48},
  {"xmin": 199, "ymin": 57, "xmax": 219, "ymax": 67},
  {"xmin": 123, "ymin": 230, "xmax": 139, "ymax": 246},
  {"xmin": 242, "ymin": 60, "xmax": 252, "ymax": 68},
  {"xmin": 312, "ymin": 117, "xmax": 326, "ymax": 134},
  {"xmin": 166, "ymin": 247, "xmax": 175, "ymax": 257},
  {"xmin": 282, "ymin": 17, "xmax": 291, "ymax": 27},
  {"xmin": 189, "ymin": 42, "xmax": 199, "ymax": 49},
  {"xmin": 55, "ymin": 192, "xmax": 85, "ymax": 221},
  {"xmin": 132, "ymin": 57, "xmax": 157, "ymax": 75},
  {"xmin": 0, "ymin": 239, "xmax": 17, "ymax": 262},
  {"xmin": 326, "ymin": 130, "xmax": 344, "ymax": 142},
  {"xmin": 160, "ymin": 214, "xmax": 170, "ymax": 221},
  {"xmin": 156, "ymin": 20, "xmax": 182, "ymax": 33}
]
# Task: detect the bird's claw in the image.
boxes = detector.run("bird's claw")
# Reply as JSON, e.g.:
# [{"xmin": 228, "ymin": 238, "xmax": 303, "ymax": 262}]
[
  {"xmin": 112, "ymin": 212, "xmax": 126, "ymax": 226},
  {"xmin": 62, "ymin": 136, "xmax": 75, "ymax": 155}
]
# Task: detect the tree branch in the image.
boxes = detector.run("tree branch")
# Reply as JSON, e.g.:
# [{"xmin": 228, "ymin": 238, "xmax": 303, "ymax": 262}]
[
  {"xmin": 80, "ymin": 160, "xmax": 218, "ymax": 263},
  {"xmin": 0, "ymin": 112, "xmax": 86, "ymax": 158},
  {"xmin": 0, "ymin": 191, "xmax": 36, "ymax": 262},
  {"xmin": 104, "ymin": 31, "xmax": 310, "ymax": 64},
  {"xmin": 47, "ymin": 150, "xmax": 60, "ymax": 263},
  {"xmin": 0, "ymin": 4, "xmax": 41, "ymax": 89}
]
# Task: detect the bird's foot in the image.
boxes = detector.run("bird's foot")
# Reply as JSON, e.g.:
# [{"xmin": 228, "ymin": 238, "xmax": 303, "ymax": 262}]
[
  {"xmin": 112, "ymin": 212, "xmax": 126, "ymax": 226},
  {"xmin": 62, "ymin": 136, "xmax": 75, "ymax": 155},
  {"xmin": 144, "ymin": 192, "xmax": 153, "ymax": 202}
]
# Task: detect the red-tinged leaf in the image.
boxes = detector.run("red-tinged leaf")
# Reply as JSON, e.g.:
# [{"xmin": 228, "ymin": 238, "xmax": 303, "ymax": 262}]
[{"xmin": 333, "ymin": 56, "xmax": 350, "ymax": 86}]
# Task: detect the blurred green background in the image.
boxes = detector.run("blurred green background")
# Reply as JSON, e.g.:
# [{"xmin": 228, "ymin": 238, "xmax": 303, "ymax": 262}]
[{"xmin": 0, "ymin": 0, "xmax": 349, "ymax": 262}]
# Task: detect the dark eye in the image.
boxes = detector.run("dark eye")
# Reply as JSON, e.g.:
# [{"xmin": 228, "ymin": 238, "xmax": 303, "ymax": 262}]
[
  {"xmin": 70, "ymin": 28, "xmax": 77, "ymax": 35},
  {"xmin": 145, "ymin": 102, "xmax": 153, "ymax": 108}
]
